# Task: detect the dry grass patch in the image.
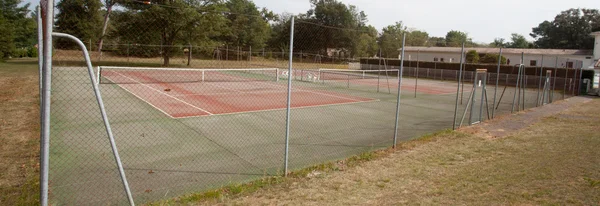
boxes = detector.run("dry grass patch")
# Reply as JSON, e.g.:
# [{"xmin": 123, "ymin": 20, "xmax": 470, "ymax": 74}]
[
  {"xmin": 166, "ymin": 98, "xmax": 600, "ymax": 205},
  {"xmin": 0, "ymin": 59, "xmax": 40, "ymax": 205}
]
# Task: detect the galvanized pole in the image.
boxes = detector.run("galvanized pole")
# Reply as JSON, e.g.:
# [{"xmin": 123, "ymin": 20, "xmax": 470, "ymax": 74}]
[
  {"xmin": 536, "ymin": 55, "xmax": 544, "ymax": 106},
  {"xmin": 551, "ymin": 56, "xmax": 558, "ymax": 102},
  {"xmin": 578, "ymin": 61, "xmax": 584, "ymax": 95},
  {"xmin": 563, "ymin": 58, "xmax": 569, "ymax": 99},
  {"xmin": 512, "ymin": 65, "xmax": 522, "ymax": 113},
  {"xmin": 283, "ymin": 16, "xmax": 294, "ymax": 176},
  {"xmin": 415, "ymin": 49, "xmax": 420, "ymax": 98},
  {"xmin": 40, "ymin": 0, "xmax": 54, "ymax": 204},
  {"xmin": 492, "ymin": 48, "xmax": 502, "ymax": 119},
  {"xmin": 452, "ymin": 42, "xmax": 466, "ymax": 130},
  {"xmin": 393, "ymin": 33, "xmax": 406, "ymax": 147}
]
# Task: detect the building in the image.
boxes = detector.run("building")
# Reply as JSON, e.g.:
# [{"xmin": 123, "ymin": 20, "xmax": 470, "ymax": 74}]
[
  {"xmin": 399, "ymin": 32, "xmax": 600, "ymax": 69},
  {"xmin": 400, "ymin": 47, "xmax": 594, "ymax": 68}
]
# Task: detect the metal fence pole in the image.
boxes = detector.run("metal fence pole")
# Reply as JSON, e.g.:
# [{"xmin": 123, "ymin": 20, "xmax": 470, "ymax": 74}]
[
  {"xmin": 414, "ymin": 50, "xmax": 420, "ymax": 98},
  {"xmin": 512, "ymin": 65, "xmax": 523, "ymax": 113},
  {"xmin": 578, "ymin": 62, "xmax": 584, "ymax": 95},
  {"xmin": 551, "ymin": 57, "xmax": 558, "ymax": 102},
  {"xmin": 52, "ymin": 32, "xmax": 135, "ymax": 206},
  {"xmin": 283, "ymin": 16, "xmax": 294, "ymax": 176},
  {"xmin": 563, "ymin": 58, "xmax": 569, "ymax": 99},
  {"xmin": 536, "ymin": 55, "xmax": 544, "ymax": 106},
  {"xmin": 40, "ymin": 0, "xmax": 55, "ymax": 204},
  {"xmin": 452, "ymin": 42, "xmax": 466, "ymax": 130},
  {"xmin": 393, "ymin": 33, "xmax": 406, "ymax": 148},
  {"xmin": 492, "ymin": 48, "xmax": 502, "ymax": 119}
]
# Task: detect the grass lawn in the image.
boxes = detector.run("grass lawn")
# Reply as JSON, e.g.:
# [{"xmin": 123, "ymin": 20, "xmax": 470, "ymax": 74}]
[
  {"xmin": 155, "ymin": 97, "xmax": 600, "ymax": 205},
  {"xmin": 0, "ymin": 58, "xmax": 40, "ymax": 205}
]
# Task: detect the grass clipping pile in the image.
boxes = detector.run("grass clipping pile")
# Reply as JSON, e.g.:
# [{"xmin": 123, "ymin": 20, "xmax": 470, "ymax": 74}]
[{"xmin": 159, "ymin": 97, "xmax": 600, "ymax": 205}]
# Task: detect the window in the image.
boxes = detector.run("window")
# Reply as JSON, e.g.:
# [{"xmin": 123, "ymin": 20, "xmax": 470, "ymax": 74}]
[
  {"xmin": 566, "ymin": 61, "xmax": 574, "ymax": 68},
  {"xmin": 440, "ymin": 58, "xmax": 445, "ymax": 62},
  {"xmin": 434, "ymin": 57, "xmax": 439, "ymax": 62},
  {"xmin": 530, "ymin": 60, "xmax": 537, "ymax": 66}
]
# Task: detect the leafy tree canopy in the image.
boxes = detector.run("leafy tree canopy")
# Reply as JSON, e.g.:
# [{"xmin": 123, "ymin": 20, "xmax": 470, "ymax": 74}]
[{"xmin": 530, "ymin": 8, "xmax": 600, "ymax": 49}]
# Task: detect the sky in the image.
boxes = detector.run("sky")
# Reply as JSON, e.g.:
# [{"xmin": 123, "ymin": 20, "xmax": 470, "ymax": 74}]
[
  {"xmin": 23, "ymin": 0, "xmax": 598, "ymax": 43},
  {"xmin": 250, "ymin": 0, "xmax": 599, "ymax": 43}
]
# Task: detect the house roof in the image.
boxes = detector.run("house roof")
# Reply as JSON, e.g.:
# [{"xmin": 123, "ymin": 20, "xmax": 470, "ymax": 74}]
[{"xmin": 399, "ymin": 47, "xmax": 593, "ymax": 56}]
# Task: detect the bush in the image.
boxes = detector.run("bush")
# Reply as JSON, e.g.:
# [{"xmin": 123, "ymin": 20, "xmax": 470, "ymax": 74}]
[
  {"xmin": 465, "ymin": 50, "xmax": 479, "ymax": 63},
  {"xmin": 27, "ymin": 46, "xmax": 38, "ymax": 58},
  {"xmin": 479, "ymin": 53, "xmax": 507, "ymax": 64}
]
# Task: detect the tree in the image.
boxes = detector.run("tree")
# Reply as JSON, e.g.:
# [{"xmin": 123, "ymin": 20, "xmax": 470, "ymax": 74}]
[
  {"xmin": 445, "ymin": 30, "xmax": 469, "ymax": 47},
  {"xmin": 0, "ymin": 0, "xmax": 36, "ymax": 58},
  {"xmin": 507, "ymin": 33, "xmax": 529, "ymax": 48},
  {"xmin": 353, "ymin": 25, "xmax": 378, "ymax": 57},
  {"xmin": 490, "ymin": 38, "xmax": 505, "ymax": 47},
  {"xmin": 427, "ymin": 37, "xmax": 446, "ymax": 47},
  {"xmin": 97, "ymin": 0, "xmax": 121, "ymax": 58},
  {"xmin": 55, "ymin": 0, "xmax": 103, "ymax": 49},
  {"xmin": 406, "ymin": 29, "xmax": 429, "ymax": 46},
  {"xmin": 378, "ymin": 21, "xmax": 407, "ymax": 58},
  {"xmin": 0, "ymin": 15, "xmax": 13, "ymax": 59},
  {"xmin": 479, "ymin": 53, "xmax": 507, "ymax": 64},
  {"xmin": 114, "ymin": 0, "xmax": 227, "ymax": 66},
  {"xmin": 222, "ymin": 0, "xmax": 274, "ymax": 49},
  {"xmin": 465, "ymin": 50, "xmax": 479, "ymax": 63},
  {"xmin": 530, "ymin": 8, "xmax": 600, "ymax": 49},
  {"xmin": 290, "ymin": 0, "xmax": 370, "ymax": 58}
]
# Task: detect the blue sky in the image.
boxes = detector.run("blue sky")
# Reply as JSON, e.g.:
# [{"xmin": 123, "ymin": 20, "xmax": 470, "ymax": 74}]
[{"xmin": 23, "ymin": 0, "xmax": 599, "ymax": 43}]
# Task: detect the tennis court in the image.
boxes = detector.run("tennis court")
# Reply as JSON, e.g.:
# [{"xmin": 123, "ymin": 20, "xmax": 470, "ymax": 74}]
[
  {"xmin": 49, "ymin": 66, "xmax": 559, "ymax": 205},
  {"xmin": 99, "ymin": 67, "xmax": 375, "ymax": 118}
]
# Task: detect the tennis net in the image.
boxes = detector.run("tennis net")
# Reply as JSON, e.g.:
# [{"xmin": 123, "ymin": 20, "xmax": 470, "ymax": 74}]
[
  {"xmin": 97, "ymin": 66, "xmax": 279, "ymax": 84},
  {"xmin": 317, "ymin": 69, "xmax": 400, "ymax": 81}
]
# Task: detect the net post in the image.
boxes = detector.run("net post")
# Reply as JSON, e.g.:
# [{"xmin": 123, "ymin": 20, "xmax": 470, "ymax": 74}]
[
  {"xmin": 393, "ymin": 33, "xmax": 406, "ymax": 148},
  {"xmin": 96, "ymin": 66, "xmax": 101, "ymax": 85},
  {"xmin": 452, "ymin": 42, "xmax": 466, "ymax": 130},
  {"xmin": 283, "ymin": 16, "xmax": 294, "ymax": 177}
]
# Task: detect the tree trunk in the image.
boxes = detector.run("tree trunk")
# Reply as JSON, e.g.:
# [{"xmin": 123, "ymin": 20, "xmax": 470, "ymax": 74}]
[{"xmin": 97, "ymin": 4, "xmax": 114, "ymax": 60}]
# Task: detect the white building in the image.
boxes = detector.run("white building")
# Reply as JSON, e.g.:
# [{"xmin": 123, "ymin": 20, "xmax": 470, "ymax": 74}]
[
  {"xmin": 400, "ymin": 32, "xmax": 600, "ymax": 69},
  {"xmin": 400, "ymin": 47, "xmax": 594, "ymax": 68}
]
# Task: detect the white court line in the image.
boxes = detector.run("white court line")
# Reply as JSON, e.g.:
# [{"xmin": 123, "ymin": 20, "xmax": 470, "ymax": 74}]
[
  {"xmin": 174, "ymin": 99, "xmax": 380, "ymax": 119},
  {"xmin": 106, "ymin": 78, "xmax": 177, "ymax": 119},
  {"xmin": 170, "ymin": 89, "xmax": 286, "ymax": 97},
  {"xmin": 111, "ymin": 71, "xmax": 214, "ymax": 115}
]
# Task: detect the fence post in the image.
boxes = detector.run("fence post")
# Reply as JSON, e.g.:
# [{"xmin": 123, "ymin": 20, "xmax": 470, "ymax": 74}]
[
  {"xmin": 283, "ymin": 16, "xmax": 295, "ymax": 176},
  {"xmin": 536, "ymin": 55, "xmax": 544, "ymax": 106},
  {"xmin": 39, "ymin": 1, "xmax": 55, "ymax": 204},
  {"xmin": 415, "ymin": 49, "xmax": 420, "ymax": 98},
  {"xmin": 393, "ymin": 33, "xmax": 406, "ymax": 148},
  {"xmin": 492, "ymin": 48, "xmax": 502, "ymax": 119},
  {"xmin": 452, "ymin": 43, "xmax": 466, "ymax": 130}
]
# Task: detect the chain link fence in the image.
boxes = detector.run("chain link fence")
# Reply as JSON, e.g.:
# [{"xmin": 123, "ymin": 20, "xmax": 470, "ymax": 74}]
[{"xmin": 37, "ymin": 2, "xmax": 588, "ymax": 205}]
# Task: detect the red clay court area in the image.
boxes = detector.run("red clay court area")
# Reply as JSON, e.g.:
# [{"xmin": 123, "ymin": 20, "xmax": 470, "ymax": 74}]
[{"xmin": 102, "ymin": 70, "xmax": 376, "ymax": 118}]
